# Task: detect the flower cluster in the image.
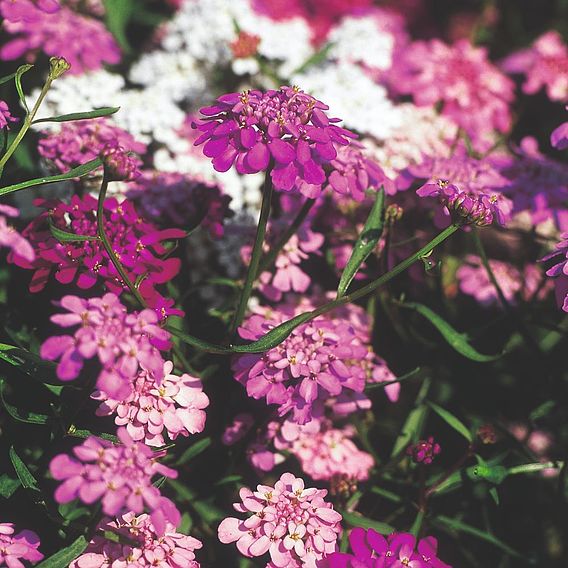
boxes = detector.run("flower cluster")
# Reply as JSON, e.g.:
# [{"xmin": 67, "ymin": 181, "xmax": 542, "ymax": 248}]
[
  {"xmin": 218, "ymin": 472, "xmax": 342, "ymax": 566},
  {"xmin": 0, "ymin": 0, "xmax": 120, "ymax": 73},
  {"xmin": 11, "ymin": 195, "xmax": 184, "ymax": 305},
  {"xmin": 328, "ymin": 528, "xmax": 452, "ymax": 567},
  {"xmin": 92, "ymin": 360, "xmax": 209, "ymax": 447},
  {"xmin": 389, "ymin": 39, "xmax": 515, "ymax": 150},
  {"xmin": 233, "ymin": 297, "xmax": 397, "ymax": 424},
  {"xmin": 70, "ymin": 513, "xmax": 202, "ymax": 568},
  {"xmin": 37, "ymin": 118, "xmax": 146, "ymax": 174},
  {"xmin": 40, "ymin": 293, "xmax": 170, "ymax": 398},
  {"xmin": 50, "ymin": 428, "xmax": 180, "ymax": 536},
  {"xmin": 502, "ymin": 31, "xmax": 568, "ymax": 102},
  {"xmin": 193, "ymin": 87, "xmax": 357, "ymax": 198},
  {"xmin": 407, "ymin": 437, "xmax": 441, "ymax": 465},
  {"xmin": 0, "ymin": 523, "xmax": 43, "ymax": 567}
]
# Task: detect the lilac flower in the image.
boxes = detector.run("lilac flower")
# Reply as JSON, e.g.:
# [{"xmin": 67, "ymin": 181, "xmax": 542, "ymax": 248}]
[
  {"xmin": 50, "ymin": 428, "xmax": 180, "ymax": 536},
  {"xmin": 92, "ymin": 360, "xmax": 210, "ymax": 447},
  {"xmin": 0, "ymin": 204, "xmax": 35, "ymax": 263},
  {"xmin": 0, "ymin": 100, "xmax": 17, "ymax": 129},
  {"xmin": 389, "ymin": 39, "xmax": 514, "ymax": 150},
  {"xmin": 0, "ymin": 2, "xmax": 120, "ymax": 73},
  {"xmin": 407, "ymin": 437, "xmax": 441, "ymax": 465},
  {"xmin": 11, "ymin": 195, "xmax": 184, "ymax": 306},
  {"xmin": 217, "ymin": 472, "xmax": 341, "ymax": 566},
  {"xmin": 501, "ymin": 31, "xmax": 568, "ymax": 102},
  {"xmin": 551, "ymin": 119, "xmax": 568, "ymax": 150},
  {"xmin": 222, "ymin": 413, "xmax": 254, "ymax": 446},
  {"xmin": 0, "ymin": 523, "xmax": 43, "ymax": 567},
  {"xmin": 193, "ymin": 87, "xmax": 357, "ymax": 198},
  {"xmin": 541, "ymin": 233, "xmax": 568, "ymax": 312},
  {"xmin": 40, "ymin": 293, "xmax": 170, "ymax": 399},
  {"xmin": 232, "ymin": 296, "xmax": 397, "ymax": 424},
  {"xmin": 328, "ymin": 528, "xmax": 451, "ymax": 568},
  {"xmin": 37, "ymin": 119, "xmax": 146, "ymax": 174}
]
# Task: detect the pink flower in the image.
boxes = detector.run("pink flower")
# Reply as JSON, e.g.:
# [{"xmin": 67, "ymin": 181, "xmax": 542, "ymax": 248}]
[
  {"xmin": 40, "ymin": 293, "xmax": 170, "ymax": 399},
  {"xmin": 541, "ymin": 232, "xmax": 568, "ymax": 312},
  {"xmin": 50, "ymin": 428, "xmax": 180, "ymax": 536},
  {"xmin": 389, "ymin": 39, "xmax": 514, "ymax": 151},
  {"xmin": 551, "ymin": 119, "xmax": 568, "ymax": 150},
  {"xmin": 101, "ymin": 141, "xmax": 141, "ymax": 182},
  {"xmin": 222, "ymin": 413, "xmax": 254, "ymax": 445},
  {"xmin": 92, "ymin": 360, "xmax": 210, "ymax": 447},
  {"xmin": 0, "ymin": 100, "xmax": 17, "ymax": 129},
  {"xmin": 407, "ymin": 437, "xmax": 441, "ymax": 465},
  {"xmin": 502, "ymin": 31, "xmax": 568, "ymax": 102},
  {"xmin": 0, "ymin": 204, "xmax": 35, "ymax": 263},
  {"xmin": 0, "ymin": 2, "xmax": 120, "ymax": 73},
  {"xmin": 217, "ymin": 472, "xmax": 341, "ymax": 566},
  {"xmin": 70, "ymin": 512, "xmax": 202, "ymax": 568},
  {"xmin": 0, "ymin": 523, "xmax": 43, "ymax": 567},
  {"xmin": 37, "ymin": 119, "xmax": 146, "ymax": 174},
  {"xmin": 193, "ymin": 87, "xmax": 357, "ymax": 199},
  {"xmin": 11, "ymin": 195, "xmax": 184, "ymax": 305},
  {"xmin": 0, "ymin": 0, "xmax": 59, "ymax": 22}
]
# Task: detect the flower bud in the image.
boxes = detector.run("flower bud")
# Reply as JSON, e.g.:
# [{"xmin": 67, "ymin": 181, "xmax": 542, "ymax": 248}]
[
  {"xmin": 49, "ymin": 56, "xmax": 71, "ymax": 80},
  {"xmin": 407, "ymin": 436, "xmax": 441, "ymax": 465},
  {"xmin": 100, "ymin": 142, "xmax": 140, "ymax": 182}
]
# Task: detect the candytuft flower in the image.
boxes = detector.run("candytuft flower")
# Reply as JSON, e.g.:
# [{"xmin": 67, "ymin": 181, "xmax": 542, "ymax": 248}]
[
  {"xmin": 193, "ymin": 87, "xmax": 356, "ymax": 198},
  {"xmin": 101, "ymin": 141, "xmax": 141, "ymax": 181},
  {"xmin": 50, "ymin": 428, "xmax": 180, "ymax": 536},
  {"xmin": 541, "ymin": 232, "xmax": 568, "ymax": 312},
  {"xmin": 407, "ymin": 437, "xmax": 441, "ymax": 465},
  {"xmin": 0, "ymin": 204, "xmax": 35, "ymax": 263},
  {"xmin": 0, "ymin": 100, "xmax": 17, "ymax": 129},
  {"xmin": 0, "ymin": 523, "xmax": 43, "ymax": 567},
  {"xmin": 217, "ymin": 472, "xmax": 341, "ymax": 566}
]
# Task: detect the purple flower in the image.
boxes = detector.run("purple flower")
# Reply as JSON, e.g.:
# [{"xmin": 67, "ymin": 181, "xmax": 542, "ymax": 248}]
[
  {"xmin": 40, "ymin": 293, "xmax": 170, "ymax": 399},
  {"xmin": 50, "ymin": 428, "xmax": 180, "ymax": 536},
  {"xmin": 541, "ymin": 232, "xmax": 568, "ymax": 313},
  {"xmin": 407, "ymin": 437, "xmax": 441, "ymax": 465},
  {"xmin": 0, "ymin": 204, "xmax": 35, "ymax": 263},
  {"xmin": 193, "ymin": 87, "xmax": 357, "ymax": 198},
  {"xmin": 0, "ymin": 523, "xmax": 43, "ymax": 567},
  {"xmin": 0, "ymin": 0, "xmax": 59, "ymax": 22},
  {"xmin": 0, "ymin": 100, "xmax": 17, "ymax": 129}
]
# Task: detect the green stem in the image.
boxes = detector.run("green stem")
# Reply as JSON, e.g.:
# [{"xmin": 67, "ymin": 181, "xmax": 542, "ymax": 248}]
[
  {"xmin": 97, "ymin": 174, "xmax": 146, "ymax": 308},
  {"xmin": 257, "ymin": 197, "xmax": 315, "ymax": 275},
  {"xmin": 0, "ymin": 77, "xmax": 53, "ymax": 172},
  {"xmin": 230, "ymin": 168, "xmax": 273, "ymax": 335}
]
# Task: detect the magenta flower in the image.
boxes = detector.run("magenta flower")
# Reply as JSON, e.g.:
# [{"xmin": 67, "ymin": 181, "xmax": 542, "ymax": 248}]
[
  {"xmin": 92, "ymin": 360, "xmax": 210, "ymax": 447},
  {"xmin": 328, "ymin": 528, "xmax": 451, "ymax": 568},
  {"xmin": 232, "ymin": 296, "xmax": 397, "ymax": 424},
  {"xmin": 222, "ymin": 413, "xmax": 254, "ymax": 446},
  {"xmin": 407, "ymin": 437, "xmax": 441, "ymax": 465},
  {"xmin": 217, "ymin": 472, "xmax": 341, "ymax": 566},
  {"xmin": 0, "ymin": 523, "xmax": 43, "ymax": 567},
  {"xmin": 551, "ymin": 119, "xmax": 568, "ymax": 150},
  {"xmin": 0, "ymin": 100, "xmax": 17, "ymax": 130},
  {"xmin": 127, "ymin": 171, "xmax": 232, "ymax": 238},
  {"xmin": 193, "ymin": 87, "xmax": 356, "ymax": 198},
  {"xmin": 501, "ymin": 31, "xmax": 568, "ymax": 102},
  {"xmin": 0, "ymin": 204, "xmax": 35, "ymax": 263},
  {"xmin": 541, "ymin": 233, "xmax": 568, "ymax": 312},
  {"xmin": 37, "ymin": 119, "xmax": 146, "ymax": 174},
  {"xmin": 40, "ymin": 293, "xmax": 170, "ymax": 399},
  {"xmin": 50, "ymin": 428, "xmax": 180, "ymax": 536},
  {"xmin": 0, "ymin": 2, "xmax": 120, "ymax": 73},
  {"xmin": 10, "ymin": 195, "xmax": 184, "ymax": 305},
  {"xmin": 70, "ymin": 512, "xmax": 202, "ymax": 568},
  {"xmin": 389, "ymin": 39, "xmax": 514, "ymax": 150},
  {"xmin": 101, "ymin": 141, "xmax": 141, "ymax": 182}
]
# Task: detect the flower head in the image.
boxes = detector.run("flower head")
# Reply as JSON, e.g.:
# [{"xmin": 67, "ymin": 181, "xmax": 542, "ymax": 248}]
[
  {"xmin": 50, "ymin": 428, "xmax": 180, "ymax": 535},
  {"xmin": 0, "ymin": 204, "xmax": 35, "ymax": 263},
  {"xmin": 70, "ymin": 512, "xmax": 202, "ymax": 568},
  {"xmin": 193, "ymin": 87, "xmax": 356, "ymax": 198},
  {"xmin": 0, "ymin": 100, "xmax": 17, "ymax": 129},
  {"xmin": 0, "ymin": 523, "xmax": 43, "ymax": 567},
  {"xmin": 218, "ymin": 472, "xmax": 341, "ymax": 566},
  {"xmin": 407, "ymin": 437, "xmax": 441, "ymax": 465}
]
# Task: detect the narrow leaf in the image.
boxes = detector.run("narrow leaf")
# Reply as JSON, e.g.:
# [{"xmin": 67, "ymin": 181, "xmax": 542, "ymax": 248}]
[
  {"xmin": 15, "ymin": 64, "xmax": 34, "ymax": 113},
  {"xmin": 401, "ymin": 302, "xmax": 501, "ymax": 362},
  {"xmin": 339, "ymin": 510, "xmax": 394, "ymax": 534},
  {"xmin": 0, "ymin": 378, "xmax": 50, "ymax": 424},
  {"xmin": 337, "ymin": 188, "xmax": 385, "ymax": 298},
  {"xmin": 49, "ymin": 220, "xmax": 99, "ymax": 243},
  {"xmin": 0, "ymin": 343, "xmax": 60, "ymax": 385},
  {"xmin": 32, "ymin": 106, "xmax": 120, "ymax": 124},
  {"xmin": 0, "ymin": 71, "xmax": 17, "ymax": 87},
  {"xmin": 103, "ymin": 0, "xmax": 134, "ymax": 52},
  {"xmin": 0, "ymin": 474, "xmax": 19, "ymax": 499},
  {"xmin": 428, "ymin": 402, "xmax": 472, "ymax": 442},
  {"xmin": 35, "ymin": 536, "xmax": 88, "ymax": 568},
  {"xmin": 365, "ymin": 367, "xmax": 421, "ymax": 391},
  {"xmin": 9, "ymin": 446, "xmax": 40, "ymax": 492},
  {"xmin": 0, "ymin": 157, "xmax": 102, "ymax": 197},
  {"xmin": 176, "ymin": 437, "xmax": 212, "ymax": 465}
]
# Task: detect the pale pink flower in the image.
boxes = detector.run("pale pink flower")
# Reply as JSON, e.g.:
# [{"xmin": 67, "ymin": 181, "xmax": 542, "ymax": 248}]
[
  {"xmin": 50, "ymin": 428, "xmax": 180, "ymax": 536},
  {"xmin": 0, "ymin": 523, "xmax": 43, "ymax": 567},
  {"xmin": 218, "ymin": 472, "xmax": 341, "ymax": 566}
]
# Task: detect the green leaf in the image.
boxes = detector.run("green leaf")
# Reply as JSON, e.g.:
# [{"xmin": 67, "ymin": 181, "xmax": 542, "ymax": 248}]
[
  {"xmin": 529, "ymin": 400, "xmax": 555, "ymax": 422},
  {"xmin": 0, "ymin": 378, "xmax": 50, "ymax": 424},
  {"xmin": 400, "ymin": 302, "xmax": 501, "ymax": 362},
  {"xmin": 0, "ymin": 157, "xmax": 102, "ymax": 197},
  {"xmin": 15, "ymin": 64, "xmax": 34, "ymax": 113},
  {"xmin": 9, "ymin": 446, "xmax": 40, "ymax": 492},
  {"xmin": 428, "ymin": 401, "xmax": 472, "ymax": 442},
  {"xmin": 293, "ymin": 41, "xmax": 335, "ymax": 74},
  {"xmin": 176, "ymin": 437, "xmax": 212, "ymax": 465},
  {"xmin": 337, "ymin": 188, "xmax": 385, "ymax": 298},
  {"xmin": 365, "ymin": 367, "xmax": 421, "ymax": 391},
  {"xmin": 215, "ymin": 475, "xmax": 243, "ymax": 486},
  {"xmin": 103, "ymin": 0, "xmax": 134, "ymax": 52},
  {"xmin": 369, "ymin": 486, "xmax": 403, "ymax": 503},
  {"xmin": 0, "ymin": 474, "xmax": 19, "ymax": 499},
  {"xmin": 339, "ymin": 510, "xmax": 394, "ymax": 534},
  {"xmin": 66, "ymin": 427, "xmax": 119, "ymax": 444},
  {"xmin": 489, "ymin": 487, "xmax": 500, "ymax": 505},
  {"xmin": 0, "ymin": 343, "xmax": 60, "ymax": 385},
  {"xmin": 507, "ymin": 461, "xmax": 562, "ymax": 476},
  {"xmin": 434, "ymin": 515, "xmax": 523, "ymax": 558},
  {"xmin": 35, "ymin": 536, "xmax": 88, "ymax": 568},
  {"xmin": 32, "ymin": 106, "xmax": 120, "ymax": 124},
  {"xmin": 48, "ymin": 220, "xmax": 99, "ymax": 243},
  {"xmin": 0, "ymin": 71, "xmax": 17, "ymax": 87}
]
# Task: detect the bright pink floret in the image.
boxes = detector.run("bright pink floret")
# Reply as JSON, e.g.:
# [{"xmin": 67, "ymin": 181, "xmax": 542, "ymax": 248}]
[
  {"xmin": 0, "ymin": 523, "xmax": 43, "ymax": 567},
  {"xmin": 0, "ymin": 100, "xmax": 17, "ymax": 130},
  {"xmin": 50, "ymin": 428, "xmax": 180, "ymax": 536}
]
